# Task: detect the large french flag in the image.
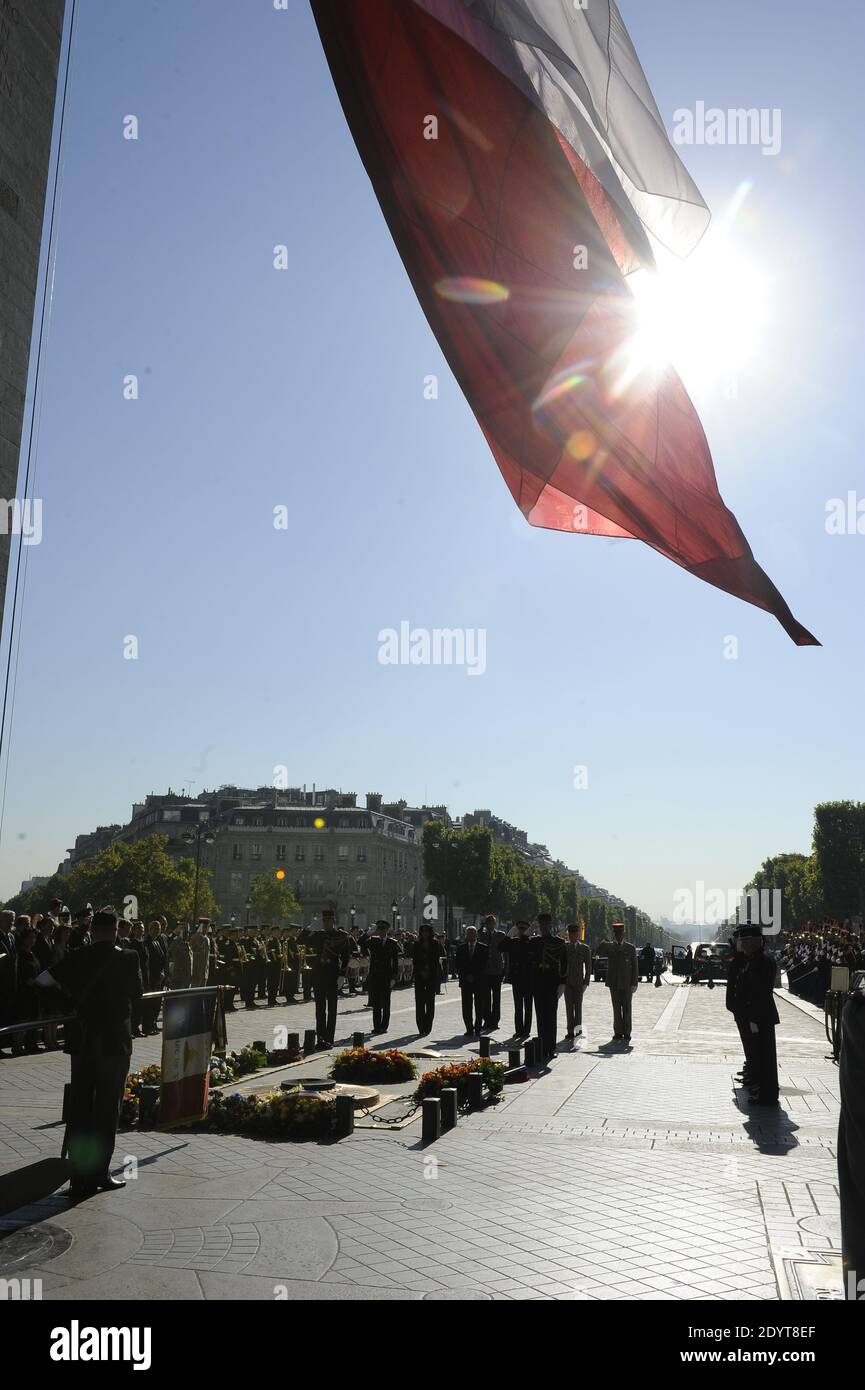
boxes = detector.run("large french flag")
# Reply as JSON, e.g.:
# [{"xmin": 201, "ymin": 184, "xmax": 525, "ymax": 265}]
[
  {"xmin": 311, "ymin": 0, "xmax": 818, "ymax": 644},
  {"xmin": 159, "ymin": 992, "xmax": 217, "ymax": 1128}
]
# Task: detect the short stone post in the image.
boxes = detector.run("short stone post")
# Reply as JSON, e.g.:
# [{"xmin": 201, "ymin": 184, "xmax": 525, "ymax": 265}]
[
  {"xmin": 440, "ymin": 1087, "xmax": 458, "ymax": 1131},
  {"xmin": 335, "ymin": 1093, "xmax": 354, "ymax": 1138},
  {"xmin": 422, "ymin": 1097, "xmax": 441, "ymax": 1143}
]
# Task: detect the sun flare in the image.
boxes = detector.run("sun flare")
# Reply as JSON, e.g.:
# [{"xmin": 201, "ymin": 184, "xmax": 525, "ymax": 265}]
[{"xmin": 620, "ymin": 216, "xmax": 769, "ymax": 395}]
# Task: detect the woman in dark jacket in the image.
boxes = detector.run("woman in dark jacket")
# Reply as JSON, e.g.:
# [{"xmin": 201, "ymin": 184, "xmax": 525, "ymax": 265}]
[{"xmin": 408, "ymin": 923, "xmax": 447, "ymax": 1036}]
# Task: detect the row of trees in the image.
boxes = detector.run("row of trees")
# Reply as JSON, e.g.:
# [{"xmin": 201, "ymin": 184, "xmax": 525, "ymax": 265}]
[
  {"xmin": 3, "ymin": 836, "xmax": 306, "ymax": 927},
  {"xmin": 422, "ymin": 821, "xmax": 666, "ymax": 946},
  {"xmin": 746, "ymin": 801, "xmax": 865, "ymax": 928},
  {"xmin": 3, "ymin": 836, "xmax": 218, "ymax": 923}
]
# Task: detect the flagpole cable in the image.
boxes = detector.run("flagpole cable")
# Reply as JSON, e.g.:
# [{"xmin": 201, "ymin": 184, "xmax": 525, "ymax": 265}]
[{"xmin": 0, "ymin": 0, "xmax": 78, "ymax": 851}]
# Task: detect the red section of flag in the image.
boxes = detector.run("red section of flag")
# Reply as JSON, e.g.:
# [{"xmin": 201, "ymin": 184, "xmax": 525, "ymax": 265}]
[
  {"xmin": 311, "ymin": 0, "xmax": 817, "ymax": 644},
  {"xmin": 159, "ymin": 1071, "xmax": 211, "ymax": 1129}
]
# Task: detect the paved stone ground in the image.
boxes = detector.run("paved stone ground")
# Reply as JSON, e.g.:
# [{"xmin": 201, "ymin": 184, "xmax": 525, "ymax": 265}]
[{"xmin": 0, "ymin": 974, "xmax": 843, "ymax": 1301}]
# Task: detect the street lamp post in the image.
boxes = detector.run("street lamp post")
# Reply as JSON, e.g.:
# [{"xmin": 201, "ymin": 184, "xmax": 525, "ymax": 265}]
[
  {"xmin": 245, "ymin": 895, "xmax": 253, "ymax": 927},
  {"xmin": 350, "ymin": 904, "xmax": 356, "ymax": 932},
  {"xmin": 182, "ymin": 822, "xmax": 215, "ymax": 929},
  {"xmin": 391, "ymin": 898, "xmax": 397, "ymax": 931}
]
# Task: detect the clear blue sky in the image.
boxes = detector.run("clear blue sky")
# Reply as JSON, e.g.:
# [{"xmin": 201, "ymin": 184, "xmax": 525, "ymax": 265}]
[{"xmin": 2, "ymin": 0, "xmax": 863, "ymax": 916}]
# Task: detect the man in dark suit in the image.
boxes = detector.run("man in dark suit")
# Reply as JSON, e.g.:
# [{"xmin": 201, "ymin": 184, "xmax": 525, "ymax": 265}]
[
  {"xmin": 142, "ymin": 919, "xmax": 167, "ymax": 1032},
  {"xmin": 502, "ymin": 920, "xmax": 533, "ymax": 1038},
  {"xmin": 726, "ymin": 930, "xmax": 754, "ymax": 1089},
  {"xmin": 364, "ymin": 920, "xmax": 401, "ymax": 1033},
  {"xmin": 35, "ymin": 909, "xmax": 142, "ymax": 1201},
  {"xmin": 735, "ymin": 925, "xmax": 780, "ymax": 1107},
  {"xmin": 0, "ymin": 909, "xmax": 17, "ymax": 1057},
  {"xmin": 529, "ymin": 914, "xmax": 567, "ymax": 1060},
  {"xmin": 455, "ymin": 926, "xmax": 488, "ymax": 1036}
]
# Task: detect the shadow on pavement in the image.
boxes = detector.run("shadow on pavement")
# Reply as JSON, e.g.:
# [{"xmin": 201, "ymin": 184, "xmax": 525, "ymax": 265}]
[{"xmin": 0, "ymin": 1158, "xmax": 69, "ymax": 1215}]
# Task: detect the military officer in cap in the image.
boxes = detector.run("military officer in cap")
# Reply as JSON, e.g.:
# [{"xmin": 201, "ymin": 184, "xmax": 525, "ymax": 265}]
[
  {"xmin": 264, "ymin": 926, "xmax": 284, "ymax": 1007},
  {"xmin": 241, "ymin": 925, "xmax": 265, "ymax": 1009},
  {"xmin": 299, "ymin": 910, "xmax": 350, "ymax": 1047},
  {"xmin": 167, "ymin": 925, "xmax": 192, "ymax": 990},
  {"xmin": 189, "ymin": 922, "xmax": 211, "ymax": 988},
  {"xmin": 598, "ymin": 922, "xmax": 638, "ymax": 1042},
  {"xmin": 34, "ymin": 909, "xmax": 142, "ymax": 1201},
  {"xmin": 734, "ymin": 925, "xmax": 780, "ymax": 1107}
]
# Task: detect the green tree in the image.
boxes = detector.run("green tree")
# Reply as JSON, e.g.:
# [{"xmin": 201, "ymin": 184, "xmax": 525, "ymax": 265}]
[
  {"xmin": 747, "ymin": 851, "xmax": 818, "ymax": 930},
  {"xmin": 3, "ymin": 836, "xmax": 216, "ymax": 923},
  {"xmin": 248, "ymin": 873, "xmax": 301, "ymax": 924},
  {"xmin": 812, "ymin": 801, "xmax": 865, "ymax": 919}
]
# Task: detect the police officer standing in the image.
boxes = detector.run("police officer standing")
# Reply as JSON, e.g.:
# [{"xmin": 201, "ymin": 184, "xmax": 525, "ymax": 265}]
[
  {"xmin": 365, "ymin": 920, "xmax": 401, "ymax": 1033},
  {"xmin": 34, "ymin": 909, "xmax": 142, "ymax": 1201},
  {"xmin": 735, "ymin": 925, "xmax": 780, "ymax": 1107}
]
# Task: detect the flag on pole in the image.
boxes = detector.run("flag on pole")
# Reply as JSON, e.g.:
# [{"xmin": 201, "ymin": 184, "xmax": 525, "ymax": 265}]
[
  {"xmin": 159, "ymin": 991, "xmax": 218, "ymax": 1128},
  {"xmin": 311, "ymin": 0, "xmax": 817, "ymax": 644}
]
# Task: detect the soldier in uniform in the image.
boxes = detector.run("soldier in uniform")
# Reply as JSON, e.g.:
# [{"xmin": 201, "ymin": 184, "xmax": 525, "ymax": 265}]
[
  {"xmin": 282, "ymin": 925, "xmax": 301, "ymax": 1002},
  {"xmin": 167, "ymin": 925, "xmax": 192, "ymax": 990},
  {"xmin": 189, "ymin": 922, "xmax": 211, "ymax": 988},
  {"xmin": 529, "ymin": 913, "xmax": 567, "ymax": 1060},
  {"xmin": 564, "ymin": 923, "xmax": 591, "ymax": 1039},
  {"xmin": 364, "ymin": 920, "xmax": 401, "ymax": 1033},
  {"xmin": 300, "ymin": 910, "xmax": 350, "ymax": 1047},
  {"xmin": 264, "ymin": 926, "xmax": 284, "ymax": 1007},
  {"xmin": 34, "ymin": 909, "xmax": 142, "ymax": 1201},
  {"xmin": 241, "ymin": 926, "xmax": 265, "ymax": 1009},
  {"xmin": 221, "ymin": 927, "xmax": 244, "ymax": 1011},
  {"xmin": 598, "ymin": 921, "xmax": 638, "ymax": 1042},
  {"xmin": 735, "ymin": 925, "xmax": 780, "ymax": 1107}
]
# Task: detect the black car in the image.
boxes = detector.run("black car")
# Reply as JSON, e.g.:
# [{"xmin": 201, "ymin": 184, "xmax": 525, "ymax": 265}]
[{"xmin": 690, "ymin": 941, "xmax": 734, "ymax": 984}]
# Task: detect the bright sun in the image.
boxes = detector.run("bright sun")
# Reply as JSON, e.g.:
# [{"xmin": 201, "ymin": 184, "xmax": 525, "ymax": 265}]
[{"xmin": 618, "ymin": 207, "xmax": 769, "ymax": 396}]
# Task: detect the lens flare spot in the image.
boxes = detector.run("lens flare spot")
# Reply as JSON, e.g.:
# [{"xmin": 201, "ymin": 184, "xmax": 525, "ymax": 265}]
[
  {"xmin": 313, "ymin": 817, "xmax": 325, "ymax": 830},
  {"xmin": 566, "ymin": 429, "xmax": 597, "ymax": 462},
  {"xmin": 533, "ymin": 361, "xmax": 592, "ymax": 413},
  {"xmin": 435, "ymin": 276, "xmax": 509, "ymax": 305}
]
